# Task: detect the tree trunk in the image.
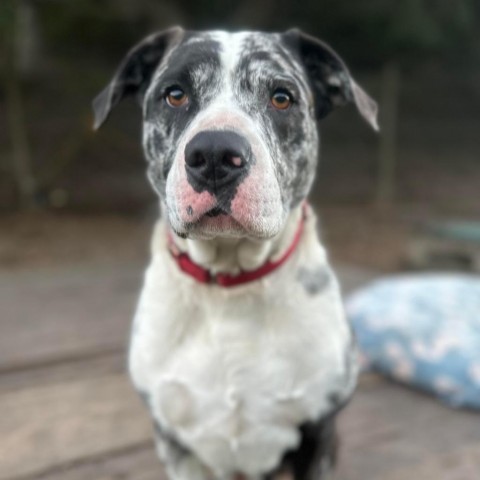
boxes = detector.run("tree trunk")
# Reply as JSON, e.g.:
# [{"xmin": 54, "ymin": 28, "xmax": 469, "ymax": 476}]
[
  {"xmin": 15, "ymin": 0, "xmax": 43, "ymax": 78},
  {"xmin": 376, "ymin": 60, "xmax": 401, "ymax": 206},
  {"xmin": 4, "ymin": 0, "xmax": 38, "ymax": 209}
]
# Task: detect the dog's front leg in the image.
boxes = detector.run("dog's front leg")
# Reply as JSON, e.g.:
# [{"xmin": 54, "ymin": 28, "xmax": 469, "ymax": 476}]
[
  {"xmin": 154, "ymin": 423, "xmax": 215, "ymax": 480},
  {"xmin": 269, "ymin": 470, "xmax": 294, "ymax": 480}
]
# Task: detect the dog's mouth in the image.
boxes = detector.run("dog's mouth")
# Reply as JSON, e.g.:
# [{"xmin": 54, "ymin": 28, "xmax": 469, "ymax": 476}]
[
  {"xmin": 180, "ymin": 210, "xmax": 247, "ymax": 239},
  {"xmin": 171, "ymin": 200, "xmax": 262, "ymax": 239},
  {"xmin": 205, "ymin": 206, "xmax": 225, "ymax": 218}
]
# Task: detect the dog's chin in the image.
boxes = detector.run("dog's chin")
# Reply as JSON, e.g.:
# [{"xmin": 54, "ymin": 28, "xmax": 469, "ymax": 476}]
[{"xmin": 170, "ymin": 212, "xmax": 282, "ymax": 240}]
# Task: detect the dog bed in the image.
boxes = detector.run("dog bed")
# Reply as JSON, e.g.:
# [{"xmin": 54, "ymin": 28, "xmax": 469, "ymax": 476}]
[{"xmin": 346, "ymin": 274, "xmax": 480, "ymax": 409}]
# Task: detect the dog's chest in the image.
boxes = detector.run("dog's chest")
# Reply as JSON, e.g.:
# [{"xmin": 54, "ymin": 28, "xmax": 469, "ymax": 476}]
[{"xmin": 130, "ymin": 257, "xmax": 354, "ymax": 476}]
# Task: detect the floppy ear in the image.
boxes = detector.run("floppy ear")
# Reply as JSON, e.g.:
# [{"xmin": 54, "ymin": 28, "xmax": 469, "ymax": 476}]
[
  {"xmin": 92, "ymin": 26, "xmax": 184, "ymax": 130},
  {"xmin": 284, "ymin": 29, "xmax": 379, "ymax": 131}
]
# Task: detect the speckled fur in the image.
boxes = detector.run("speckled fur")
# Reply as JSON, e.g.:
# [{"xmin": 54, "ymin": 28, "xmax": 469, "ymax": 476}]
[
  {"xmin": 92, "ymin": 27, "xmax": 378, "ymax": 480},
  {"xmin": 143, "ymin": 30, "xmax": 319, "ymax": 238}
]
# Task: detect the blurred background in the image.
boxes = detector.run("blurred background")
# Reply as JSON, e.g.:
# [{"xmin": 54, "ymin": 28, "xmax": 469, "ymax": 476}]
[
  {"xmin": 1, "ymin": 1, "xmax": 479, "ymax": 480},
  {"xmin": 1, "ymin": 0, "xmax": 479, "ymax": 270}
]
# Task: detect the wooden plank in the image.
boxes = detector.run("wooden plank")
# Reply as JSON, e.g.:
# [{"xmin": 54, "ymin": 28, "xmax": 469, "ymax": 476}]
[
  {"xmin": 10, "ymin": 446, "xmax": 165, "ymax": 480},
  {"xmin": 0, "ymin": 373, "xmax": 152, "ymax": 480},
  {"xmin": 29, "ymin": 441, "xmax": 480, "ymax": 480},
  {"xmin": 0, "ymin": 352, "xmax": 125, "ymax": 394},
  {"xmin": 9, "ymin": 262, "xmax": 479, "ymax": 479},
  {"xmin": 336, "ymin": 378, "xmax": 480, "ymax": 480},
  {"xmin": 0, "ymin": 266, "xmax": 141, "ymax": 369},
  {"xmin": 0, "ymin": 263, "xmax": 373, "ymax": 370},
  {"xmin": 382, "ymin": 443, "xmax": 480, "ymax": 480},
  {"xmin": 2, "ymin": 368, "xmax": 479, "ymax": 479}
]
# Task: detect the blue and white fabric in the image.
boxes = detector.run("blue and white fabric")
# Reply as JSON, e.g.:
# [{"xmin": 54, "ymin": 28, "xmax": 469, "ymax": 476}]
[{"xmin": 347, "ymin": 275, "xmax": 480, "ymax": 410}]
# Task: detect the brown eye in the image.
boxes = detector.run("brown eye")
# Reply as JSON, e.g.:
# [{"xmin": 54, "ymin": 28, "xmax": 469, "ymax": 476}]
[
  {"xmin": 271, "ymin": 89, "xmax": 292, "ymax": 110},
  {"xmin": 165, "ymin": 87, "xmax": 188, "ymax": 108}
]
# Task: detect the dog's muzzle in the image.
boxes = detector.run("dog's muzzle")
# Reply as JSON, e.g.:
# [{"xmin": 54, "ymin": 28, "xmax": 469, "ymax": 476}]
[{"xmin": 184, "ymin": 130, "xmax": 252, "ymax": 199}]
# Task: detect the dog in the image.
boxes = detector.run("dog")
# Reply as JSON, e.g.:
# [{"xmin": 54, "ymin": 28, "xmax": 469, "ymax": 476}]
[{"xmin": 93, "ymin": 27, "xmax": 378, "ymax": 480}]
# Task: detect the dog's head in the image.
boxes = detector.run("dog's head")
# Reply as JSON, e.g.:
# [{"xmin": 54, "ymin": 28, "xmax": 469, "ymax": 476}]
[{"xmin": 93, "ymin": 28, "xmax": 377, "ymax": 239}]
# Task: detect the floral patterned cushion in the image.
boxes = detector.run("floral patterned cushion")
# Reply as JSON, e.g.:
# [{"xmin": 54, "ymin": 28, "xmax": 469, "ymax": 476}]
[{"xmin": 346, "ymin": 275, "xmax": 480, "ymax": 409}]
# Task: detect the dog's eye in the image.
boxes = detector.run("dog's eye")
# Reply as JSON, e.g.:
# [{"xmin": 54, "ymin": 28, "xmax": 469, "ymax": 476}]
[
  {"xmin": 271, "ymin": 89, "xmax": 292, "ymax": 110},
  {"xmin": 165, "ymin": 87, "xmax": 188, "ymax": 108}
]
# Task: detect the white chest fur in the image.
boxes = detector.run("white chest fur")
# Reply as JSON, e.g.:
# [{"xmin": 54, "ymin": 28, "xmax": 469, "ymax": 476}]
[{"xmin": 129, "ymin": 217, "xmax": 357, "ymax": 478}]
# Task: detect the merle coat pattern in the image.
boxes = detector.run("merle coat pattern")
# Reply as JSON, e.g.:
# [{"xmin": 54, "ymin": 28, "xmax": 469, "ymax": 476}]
[{"xmin": 93, "ymin": 27, "xmax": 377, "ymax": 480}]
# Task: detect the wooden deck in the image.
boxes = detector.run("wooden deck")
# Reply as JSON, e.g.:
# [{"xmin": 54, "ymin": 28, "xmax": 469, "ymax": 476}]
[{"xmin": 1, "ymin": 264, "xmax": 479, "ymax": 480}]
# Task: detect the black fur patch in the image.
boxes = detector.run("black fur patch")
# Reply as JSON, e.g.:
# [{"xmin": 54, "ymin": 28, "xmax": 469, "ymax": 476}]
[
  {"xmin": 143, "ymin": 36, "xmax": 224, "ymax": 196},
  {"xmin": 265, "ymin": 414, "xmax": 338, "ymax": 480},
  {"xmin": 282, "ymin": 30, "xmax": 353, "ymax": 120},
  {"xmin": 153, "ymin": 419, "xmax": 189, "ymax": 453},
  {"xmin": 296, "ymin": 266, "xmax": 331, "ymax": 296},
  {"xmin": 92, "ymin": 28, "xmax": 182, "ymax": 129}
]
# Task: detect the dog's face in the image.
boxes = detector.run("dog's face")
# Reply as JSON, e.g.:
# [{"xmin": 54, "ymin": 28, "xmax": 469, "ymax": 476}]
[{"xmin": 93, "ymin": 28, "xmax": 377, "ymax": 239}]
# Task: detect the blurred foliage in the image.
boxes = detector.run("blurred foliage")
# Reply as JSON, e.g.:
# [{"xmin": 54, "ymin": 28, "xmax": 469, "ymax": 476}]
[
  {"xmin": 266, "ymin": 0, "xmax": 479, "ymax": 67},
  {"xmin": 0, "ymin": 0, "xmax": 15, "ymax": 27},
  {"xmin": 0, "ymin": 0, "xmax": 15, "ymax": 50},
  {"xmin": 37, "ymin": 0, "xmax": 142, "ymax": 57},
  {"xmin": 4, "ymin": 0, "xmax": 476, "ymax": 68},
  {"xmin": 0, "ymin": 0, "xmax": 479, "ymax": 211}
]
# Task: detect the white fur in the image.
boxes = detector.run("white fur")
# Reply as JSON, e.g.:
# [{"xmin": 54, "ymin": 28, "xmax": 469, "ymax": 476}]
[{"xmin": 129, "ymin": 206, "xmax": 357, "ymax": 479}]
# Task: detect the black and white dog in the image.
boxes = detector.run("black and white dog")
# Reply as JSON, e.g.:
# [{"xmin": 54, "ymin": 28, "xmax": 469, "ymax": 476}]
[{"xmin": 93, "ymin": 27, "xmax": 378, "ymax": 480}]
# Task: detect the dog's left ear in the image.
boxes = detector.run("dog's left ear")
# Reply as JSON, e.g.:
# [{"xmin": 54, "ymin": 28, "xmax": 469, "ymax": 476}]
[
  {"xmin": 284, "ymin": 29, "xmax": 379, "ymax": 131},
  {"xmin": 92, "ymin": 26, "xmax": 184, "ymax": 130}
]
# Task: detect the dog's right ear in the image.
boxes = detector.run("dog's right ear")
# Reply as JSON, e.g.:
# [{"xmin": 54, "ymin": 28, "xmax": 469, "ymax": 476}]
[
  {"xmin": 284, "ymin": 29, "xmax": 379, "ymax": 131},
  {"xmin": 92, "ymin": 27, "xmax": 184, "ymax": 130}
]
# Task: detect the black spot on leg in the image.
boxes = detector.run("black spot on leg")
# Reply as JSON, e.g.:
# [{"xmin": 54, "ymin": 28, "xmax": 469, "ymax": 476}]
[
  {"xmin": 327, "ymin": 390, "xmax": 352, "ymax": 414},
  {"xmin": 328, "ymin": 391, "xmax": 342, "ymax": 409},
  {"xmin": 136, "ymin": 389, "xmax": 151, "ymax": 407},
  {"xmin": 153, "ymin": 418, "xmax": 163, "ymax": 437},
  {"xmin": 266, "ymin": 414, "xmax": 338, "ymax": 480},
  {"xmin": 325, "ymin": 346, "xmax": 358, "ymax": 414},
  {"xmin": 153, "ymin": 418, "xmax": 190, "ymax": 458},
  {"xmin": 136, "ymin": 388, "xmax": 189, "ymax": 456},
  {"xmin": 186, "ymin": 205, "xmax": 193, "ymax": 216},
  {"xmin": 297, "ymin": 266, "xmax": 330, "ymax": 295},
  {"xmin": 135, "ymin": 388, "xmax": 190, "ymax": 459}
]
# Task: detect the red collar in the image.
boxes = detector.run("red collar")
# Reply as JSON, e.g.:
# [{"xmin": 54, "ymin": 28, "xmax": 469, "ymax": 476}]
[{"xmin": 168, "ymin": 208, "xmax": 306, "ymax": 288}]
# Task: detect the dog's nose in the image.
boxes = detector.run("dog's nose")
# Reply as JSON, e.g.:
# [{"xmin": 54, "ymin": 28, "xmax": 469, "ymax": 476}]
[{"xmin": 184, "ymin": 131, "xmax": 251, "ymax": 193}]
